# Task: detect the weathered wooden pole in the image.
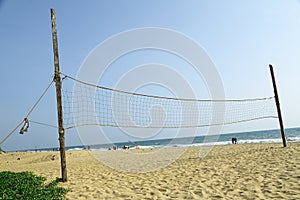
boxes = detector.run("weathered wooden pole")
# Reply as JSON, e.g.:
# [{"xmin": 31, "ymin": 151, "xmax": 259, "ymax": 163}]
[
  {"xmin": 269, "ymin": 64, "xmax": 287, "ymax": 147},
  {"xmin": 51, "ymin": 8, "xmax": 67, "ymax": 181}
]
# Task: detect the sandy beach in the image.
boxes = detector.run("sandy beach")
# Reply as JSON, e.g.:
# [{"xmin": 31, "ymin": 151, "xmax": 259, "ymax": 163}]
[{"xmin": 1, "ymin": 142, "xmax": 299, "ymax": 199}]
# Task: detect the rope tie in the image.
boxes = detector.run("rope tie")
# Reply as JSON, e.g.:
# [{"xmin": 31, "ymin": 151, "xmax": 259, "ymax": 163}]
[
  {"xmin": 0, "ymin": 79, "xmax": 54, "ymax": 145},
  {"xmin": 19, "ymin": 118, "xmax": 30, "ymax": 134}
]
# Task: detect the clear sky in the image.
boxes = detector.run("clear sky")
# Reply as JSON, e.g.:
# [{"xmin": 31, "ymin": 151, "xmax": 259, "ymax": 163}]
[{"xmin": 1, "ymin": 0, "xmax": 300, "ymax": 151}]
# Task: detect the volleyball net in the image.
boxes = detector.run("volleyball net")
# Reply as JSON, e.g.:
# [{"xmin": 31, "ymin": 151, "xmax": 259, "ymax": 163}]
[{"xmin": 61, "ymin": 74, "xmax": 277, "ymax": 130}]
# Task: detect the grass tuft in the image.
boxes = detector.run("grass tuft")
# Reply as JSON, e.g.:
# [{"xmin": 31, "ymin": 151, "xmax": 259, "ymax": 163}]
[{"xmin": 0, "ymin": 171, "xmax": 68, "ymax": 200}]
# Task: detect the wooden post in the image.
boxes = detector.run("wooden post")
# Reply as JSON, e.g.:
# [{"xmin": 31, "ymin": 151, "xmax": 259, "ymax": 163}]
[
  {"xmin": 51, "ymin": 8, "xmax": 67, "ymax": 181},
  {"xmin": 269, "ymin": 64, "xmax": 287, "ymax": 147}
]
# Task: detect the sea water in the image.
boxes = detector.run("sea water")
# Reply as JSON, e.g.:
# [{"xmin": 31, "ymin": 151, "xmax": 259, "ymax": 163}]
[{"xmin": 62, "ymin": 127, "xmax": 300, "ymax": 151}]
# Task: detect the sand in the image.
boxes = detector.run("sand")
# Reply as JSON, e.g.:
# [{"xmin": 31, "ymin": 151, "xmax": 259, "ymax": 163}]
[{"xmin": 1, "ymin": 142, "xmax": 300, "ymax": 199}]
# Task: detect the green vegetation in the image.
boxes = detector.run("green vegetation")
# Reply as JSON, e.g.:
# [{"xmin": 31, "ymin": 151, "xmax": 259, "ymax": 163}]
[
  {"xmin": 0, "ymin": 171, "xmax": 68, "ymax": 200},
  {"xmin": 0, "ymin": 147, "xmax": 3, "ymax": 154}
]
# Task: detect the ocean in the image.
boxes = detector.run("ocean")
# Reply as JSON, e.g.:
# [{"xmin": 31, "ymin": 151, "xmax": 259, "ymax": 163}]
[{"xmin": 51, "ymin": 127, "xmax": 300, "ymax": 151}]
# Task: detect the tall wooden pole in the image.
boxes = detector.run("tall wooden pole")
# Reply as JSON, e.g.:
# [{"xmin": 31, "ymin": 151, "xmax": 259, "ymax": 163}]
[
  {"xmin": 269, "ymin": 64, "xmax": 287, "ymax": 147},
  {"xmin": 51, "ymin": 8, "xmax": 67, "ymax": 181}
]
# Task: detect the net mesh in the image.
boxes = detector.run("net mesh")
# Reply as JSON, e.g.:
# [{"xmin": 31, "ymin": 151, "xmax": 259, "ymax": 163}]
[{"xmin": 62, "ymin": 75, "xmax": 277, "ymax": 130}]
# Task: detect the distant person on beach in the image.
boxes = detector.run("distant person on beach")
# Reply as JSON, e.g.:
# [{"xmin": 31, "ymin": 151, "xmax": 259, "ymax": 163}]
[{"xmin": 232, "ymin": 137, "xmax": 237, "ymax": 144}]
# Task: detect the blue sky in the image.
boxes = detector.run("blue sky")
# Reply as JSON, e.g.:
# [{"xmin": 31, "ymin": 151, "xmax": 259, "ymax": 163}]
[{"xmin": 0, "ymin": 0, "xmax": 300, "ymax": 151}]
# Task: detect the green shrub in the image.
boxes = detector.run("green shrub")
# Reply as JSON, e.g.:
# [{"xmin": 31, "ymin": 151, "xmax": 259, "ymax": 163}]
[{"xmin": 0, "ymin": 171, "xmax": 68, "ymax": 200}]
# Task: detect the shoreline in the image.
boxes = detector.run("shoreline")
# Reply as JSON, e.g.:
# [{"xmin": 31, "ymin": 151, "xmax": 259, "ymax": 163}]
[
  {"xmin": 3, "ymin": 126, "xmax": 300, "ymax": 153},
  {"xmin": 2, "ymin": 138, "xmax": 300, "ymax": 153},
  {"xmin": 1, "ymin": 142, "xmax": 300, "ymax": 199}
]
